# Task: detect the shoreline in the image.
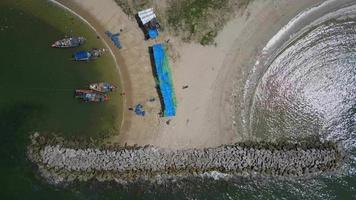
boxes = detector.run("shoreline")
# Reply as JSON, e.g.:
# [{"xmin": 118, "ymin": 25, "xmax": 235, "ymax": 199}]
[
  {"xmin": 55, "ymin": 0, "xmax": 163, "ymax": 145},
  {"xmin": 53, "ymin": 0, "xmax": 133, "ymax": 134},
  {"xmin": 48, "ymin": 0, "xmax": 332, "ymax": 149},
  {"xmin": 239, "ymin": 0, "xmax": 356, "ymax": 140},
  {"xmin": 25, "ymin": 0, "xmax": 353, "ymax": 187}
]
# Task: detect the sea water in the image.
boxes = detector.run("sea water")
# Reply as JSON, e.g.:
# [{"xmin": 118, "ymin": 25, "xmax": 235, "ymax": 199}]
[
  {"xmin": 235, "ymin": 0, "xmax": 356, "ymax": 199},
  {"xmin": 0, "ymin": 0, "xmax": 124, "ymax": 199},
  {"xmin": 0, "ymin": 0, "xmax": 355, "ymax": 199}
]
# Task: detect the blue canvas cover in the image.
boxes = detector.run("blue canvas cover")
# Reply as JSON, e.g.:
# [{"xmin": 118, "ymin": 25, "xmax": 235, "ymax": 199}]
[
  {"xmin": 134, "ymin": 104, "xmax": 145, "ymax": 116},
  {"xmin": 105, "ymin": 31, "xmax": 122, "ymax": 49},
  {"xmin": 152, "ymin": 44, "xmax": 176, "ymax": 117},
  {"xmin": 74, "ymin": 51, "xmax": 90, "ymax": 61},
  {"xmin": 148, "ymin": 28, "xmax": 159, "ymax": 39}
]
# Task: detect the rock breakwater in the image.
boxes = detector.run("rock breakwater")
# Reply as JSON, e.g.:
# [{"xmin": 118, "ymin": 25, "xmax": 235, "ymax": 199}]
[{"xmin": 27, "ymin": 134, "xmax": 343, "ymax": 185}]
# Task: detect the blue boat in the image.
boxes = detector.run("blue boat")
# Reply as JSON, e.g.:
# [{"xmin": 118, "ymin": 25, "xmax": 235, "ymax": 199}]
[
  {"xmin": 73, "ymin": 48, "xmax": 105, "ymax": 61},
  {"xmin": 74, "ymin": 51, "xmax": 91, "ymax": 61}
]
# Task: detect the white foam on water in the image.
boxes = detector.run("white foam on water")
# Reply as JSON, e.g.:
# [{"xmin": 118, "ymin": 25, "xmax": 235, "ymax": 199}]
[
  {"xmin": 201, "ymin": 171, "xmax": 232, "ymax": 180},
  {"xmin": 263, "ymin": 0, "xmax": 343, "ymax": 52}
]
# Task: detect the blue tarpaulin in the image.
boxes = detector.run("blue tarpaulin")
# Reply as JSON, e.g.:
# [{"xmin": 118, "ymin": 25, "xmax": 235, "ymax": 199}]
[
  {"xmin": 134, "ymin": 104, "xmax": 145, "ymax": 116},
  {"xmin": 148, "ymin": 28, "xmax": 159, "ymax": 39},
  {"xmin": 74, "ymin": 51, "xmax": 90, "ymax": 61},
  {"xmin": 105, "ymin": 31, "xmax": 122, "ymax": 49},
  {"xmin": 152, "ymin": 44, "xmax": 176, "ymax": 117}
]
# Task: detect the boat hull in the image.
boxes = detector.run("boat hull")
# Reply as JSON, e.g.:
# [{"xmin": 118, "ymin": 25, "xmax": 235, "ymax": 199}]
[
  {"xmin": 75, "ymin": 89, "xmax": 109, "ymax": 102},
  {"xmin": 89, "ymin": 82, "xmax": 116, "ymax": 93},
  {"xmin": 52, "ymin": 37, "xmax": 86, "ymax": 48},
  {"xmin": 73, "ymin": 48, "xmax": 105, "ymax": 61}
]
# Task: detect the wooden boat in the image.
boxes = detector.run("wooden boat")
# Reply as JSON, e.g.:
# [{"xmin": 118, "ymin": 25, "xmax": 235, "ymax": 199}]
[
  {"xmin": 75, "ymin": 89, "xmax": 109, "ymax": 102},
  {"xmin": 51, "ymin": 36, "xmax": 85, "ymax": 48},
  {"xmin": 89, "ymin": 82, "xmax": 116, "ymax": 93},
  {"xmin": 73, "ymin": 48, "xmax": 106, "ymax": 61}
]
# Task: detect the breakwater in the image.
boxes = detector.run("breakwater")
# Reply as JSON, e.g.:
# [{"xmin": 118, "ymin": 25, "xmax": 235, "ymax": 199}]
[{"xmin": 27, "ymin": 134, "xmax": 343, "ymax": 185}]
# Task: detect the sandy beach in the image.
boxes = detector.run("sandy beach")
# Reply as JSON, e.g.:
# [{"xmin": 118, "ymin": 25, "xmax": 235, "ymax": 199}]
[{"xmin": 55, "ymin": 0, "xmax": 325, "ymax": 149}]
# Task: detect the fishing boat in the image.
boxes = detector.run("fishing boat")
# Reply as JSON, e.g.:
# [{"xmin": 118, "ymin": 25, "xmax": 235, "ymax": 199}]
[
  {"xmin": 89, "ymin": 82, "xmax": 116, "ymax": 93},
  {"xmin": 51, "ymin": 36, "xmax": 85, "ymax": 48},
  {"xmin": 73, "ymin": 48, "xmax": 106, "ymax": 61},
  {"xmin": 75, "ymin": 90, "xmax": 109, "ymax": 102}
]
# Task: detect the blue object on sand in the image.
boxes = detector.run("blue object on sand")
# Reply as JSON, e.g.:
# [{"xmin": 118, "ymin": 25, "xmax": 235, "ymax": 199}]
[
  {"xmin": 148, "ymin": 28, "xmax": 159, "ymax": 39},
  {"xmin": 134, "ymin": 104, "xmax": 145, "ymax": 116},
  {"xmin": 152, "ymin": 44, "xmax": 176, "ymax": 117},
  {"xmin": 105, "ymin": 31, "xmax": 122, "ymax": 49}
]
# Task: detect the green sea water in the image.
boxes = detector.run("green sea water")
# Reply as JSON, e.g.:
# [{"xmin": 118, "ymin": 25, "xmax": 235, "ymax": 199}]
[
  {"xmin": 0, "ymin": 0, "xmax": 123, "ymax": 137},
  {"xmin": 0, "ymin": 0, "xmax": 126, "ymax": 199}
]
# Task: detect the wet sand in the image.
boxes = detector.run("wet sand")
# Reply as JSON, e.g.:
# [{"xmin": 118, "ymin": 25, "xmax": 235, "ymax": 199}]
[{"xmin": 54, "ymin": 0, "xmax": 327, "ymax": 149}]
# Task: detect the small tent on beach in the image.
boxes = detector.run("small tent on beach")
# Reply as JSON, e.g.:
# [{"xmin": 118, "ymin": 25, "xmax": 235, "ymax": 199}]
[{"xmin": 137, "ymin": 8, "xmax": 160, "ymax": 39}]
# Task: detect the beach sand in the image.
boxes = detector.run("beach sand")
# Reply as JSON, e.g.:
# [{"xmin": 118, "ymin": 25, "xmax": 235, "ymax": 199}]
[{"xmin": 56, "ymin": 0, "xmax": 324, "ymax": 149}]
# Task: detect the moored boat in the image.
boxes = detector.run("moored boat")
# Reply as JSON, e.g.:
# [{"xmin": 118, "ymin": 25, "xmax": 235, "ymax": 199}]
[
  {"xmin": 51, "ymin": 36, "xmax": 85, "ymax": 48},
  {"xmin": 89, "ymin": 82, "xmax": 116, "ymax": 93},
  {"xmin": 73, "ymin": 48, "xmax": 106, "ymax": 61},
  {"xmin": 75, "ymin": 89, "xmax": 109, "ymax": 102}
]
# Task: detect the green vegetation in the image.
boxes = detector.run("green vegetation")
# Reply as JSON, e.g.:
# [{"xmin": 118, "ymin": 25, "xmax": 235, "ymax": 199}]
[
  {"xmin": 167, "ymin": 0, "xmax": 231, "ymax": 45},
  {"xmin": 114, "ymin": 0, "xmax": 153, "ymax": 16},
  {"xmin": 200, "ymin": 31, "xmax": 218, "ymax": 45},
  {"xmin": 166, "ymin": 0, "xmax": 252, "ymax": 45},
  {"xmin": 113, "ymin": 0, "xmax": 253, "ymax": 45}
]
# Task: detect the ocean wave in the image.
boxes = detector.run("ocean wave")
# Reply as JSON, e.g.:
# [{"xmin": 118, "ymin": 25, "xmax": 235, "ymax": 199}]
[{"xmin": 242, "ymin": 0, "xmax": 356, "ymax": 176}]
